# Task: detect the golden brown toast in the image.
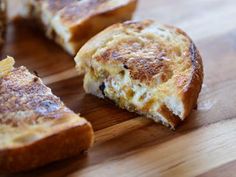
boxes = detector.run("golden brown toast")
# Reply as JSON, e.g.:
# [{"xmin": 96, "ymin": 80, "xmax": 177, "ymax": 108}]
[
  {"xmin": 75, "ymin": 20, "xmax": 203, "ymax": 129},
  {"xmin": 20, "ymin": 0, "xmax": 138, "ymax": 55},
  {"xmin": 0, "ymin": 57, "xmax": 94, "ymax": 173}
]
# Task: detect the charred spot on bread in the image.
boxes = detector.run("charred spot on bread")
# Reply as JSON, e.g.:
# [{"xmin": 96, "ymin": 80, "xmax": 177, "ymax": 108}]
[
  {"xmin": 33, "ymin": 77, "xmax": 39, "ymax": 82},
  {"xmin": 123, "ymin": 64, "xmax": 129, "ymax": 69},
  {"xmin": 33, "ymin": 70, "xmax": 39, "ymax": 77},
  {"xmin": 99, "ymin": 82, "xmax": 106, "ymax": 96}
]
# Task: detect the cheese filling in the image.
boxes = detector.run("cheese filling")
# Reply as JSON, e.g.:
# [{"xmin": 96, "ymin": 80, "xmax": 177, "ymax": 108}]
[
  {"xmin": 84, "ymin": 67, "xmax": 165, "ymax": 118},
  {"xmin": 0, "ymin": 57, "xmax": 15, "ymax": 78}
]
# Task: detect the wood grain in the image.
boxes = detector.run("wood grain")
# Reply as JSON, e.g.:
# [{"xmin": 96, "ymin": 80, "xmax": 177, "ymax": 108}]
[
  {"xmin": 71, "ymin": 118, "xmax": 236, "ymax": 177},
  {"xmin": 94, "ymin": 117, "xmax": 153, "ymax": 145},
  {"xmin": 1, "ymin": 0, "xmax": 236, "ymax": 176}
]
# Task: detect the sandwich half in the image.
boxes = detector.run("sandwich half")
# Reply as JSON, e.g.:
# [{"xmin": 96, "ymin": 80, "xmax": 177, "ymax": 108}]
[
  {"xmin": 0, "ymin": 57, "xmax": 94, "ymax": 173},
  {"xmin": 20, "ymin": 0, "xmax": 138, "ymax": 55},
  {"xmin": 75, "ymin": 20, "xmax": 203, "ymax": 129}
]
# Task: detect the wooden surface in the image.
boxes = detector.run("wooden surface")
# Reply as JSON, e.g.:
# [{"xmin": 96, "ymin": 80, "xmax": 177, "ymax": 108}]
[{"xmin": 2, "ymin": 0, "xmax": 236, "ymax": 176}]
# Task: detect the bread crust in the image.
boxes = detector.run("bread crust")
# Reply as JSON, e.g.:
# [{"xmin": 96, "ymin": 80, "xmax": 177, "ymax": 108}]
[
  {"xmin": 180, "ymin": 42, "xmax": 203, "ymax": 119},
  {"xmin": 157, "ymin": 25, "xmax": 204, "ymax": 120},
  {"xmin": 0, "ymin": 115, "xmax": 94, "ymax": 173},
  {"xmin": 157, "ymin": 105, "xmax": 181, "ymax": 128}
]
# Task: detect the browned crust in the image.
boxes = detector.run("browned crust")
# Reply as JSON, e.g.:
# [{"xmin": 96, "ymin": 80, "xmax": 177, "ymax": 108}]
[
  {"xmin": 94, "ymin": 35, "xmax": 172, "ymax": 85},
  {"xmin": 0, "ymin": 120, "xmax": 94, "ymax": 173},
  {"xmin": 0, "ymin": 66, "xmax": 72, "ymax": 126},
  {"xmin": 181, "ymin": 42, "xmax": 203, "ymax": 119},
  {"xmin": 161, "ymin": 25, "xmax": 203, "ymax": 120},
  {"xmin": 61, "ymin": 0, "xmax": 137, "ymax": 26},
  {"xmin": 158, "ymin": 105, "xmax": 180, "ymax": 129},
  {"xmin": 67, "ymin": 0, "xmax": 138, "ymax": 53},
  {"xmin": 59, "ymin": 0, "xmax": 108, "ymax": 25}
]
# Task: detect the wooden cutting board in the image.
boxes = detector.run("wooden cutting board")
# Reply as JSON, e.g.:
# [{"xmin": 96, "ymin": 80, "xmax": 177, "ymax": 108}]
[{"xmin": 2, "ymin": 0, "xmax": 236, "ymax": 176}]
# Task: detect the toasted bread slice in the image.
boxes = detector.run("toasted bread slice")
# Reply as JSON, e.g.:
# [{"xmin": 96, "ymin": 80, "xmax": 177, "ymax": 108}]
[
  {"xmin": 75, "ymin": 20, "xmax": 203, "ymax": 129},
  {"xmin": 0, "ymin": 57, "xmax": 94, "ymax": 173},
  {"xmin": 21, "ymin": 0, "xmax": 137, "ymax": 55}
]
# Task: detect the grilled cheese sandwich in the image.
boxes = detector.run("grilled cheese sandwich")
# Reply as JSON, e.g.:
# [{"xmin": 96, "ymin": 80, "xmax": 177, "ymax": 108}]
[
  {"xmin": 75, "ymin": 20, "xmax": 203, "ymax": 128},
  {"xmin": 0, "ymin": 57, "xmax": 94, "ymax": 173},
  {"xmin": 21, "ymin": 0, "xmax": 137, "ymax": 55}
]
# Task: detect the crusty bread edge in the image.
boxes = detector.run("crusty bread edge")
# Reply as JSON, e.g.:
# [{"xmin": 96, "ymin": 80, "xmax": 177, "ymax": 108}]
[
  {"xmin": 181, "ymin": 42, "xmax": 203, "ymax": 119},
  {"xmin": 0, "ymin": 116, "xmax": 94, "ymax": 173},
  {"xmin": 171, "ymin": 27, "xmax": 204, "ymax": 120}
]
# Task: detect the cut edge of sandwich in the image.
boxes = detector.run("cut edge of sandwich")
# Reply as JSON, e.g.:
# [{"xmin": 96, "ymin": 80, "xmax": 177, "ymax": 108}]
[{"xmin": 75, "ymin": 20, "xmax": 203, "ymax": 129}]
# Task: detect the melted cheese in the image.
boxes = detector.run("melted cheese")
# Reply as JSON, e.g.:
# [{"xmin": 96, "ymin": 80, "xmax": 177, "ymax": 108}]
[
  {"xmin": 105, "ymin": 70, "xmax": 162, "ymax": 112},
  {"xmin": 0, "ymin": 57, "xmax": 15, "ymax": 78},
  {"xmin": 84, "ymin": 67, "xmax": 163, "ymax": 115}
]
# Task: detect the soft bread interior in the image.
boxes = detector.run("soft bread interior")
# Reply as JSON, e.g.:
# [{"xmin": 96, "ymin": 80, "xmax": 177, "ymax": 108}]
[{"xmin": 84, "ymin": 70, "xmax": 180, "ymax": 128}]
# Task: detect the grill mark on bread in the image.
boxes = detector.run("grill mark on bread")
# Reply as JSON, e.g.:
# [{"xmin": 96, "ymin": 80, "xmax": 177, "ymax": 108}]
[{"xmin": 0, "ymin": 67, "xmax": 71, "ymax": 127}]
